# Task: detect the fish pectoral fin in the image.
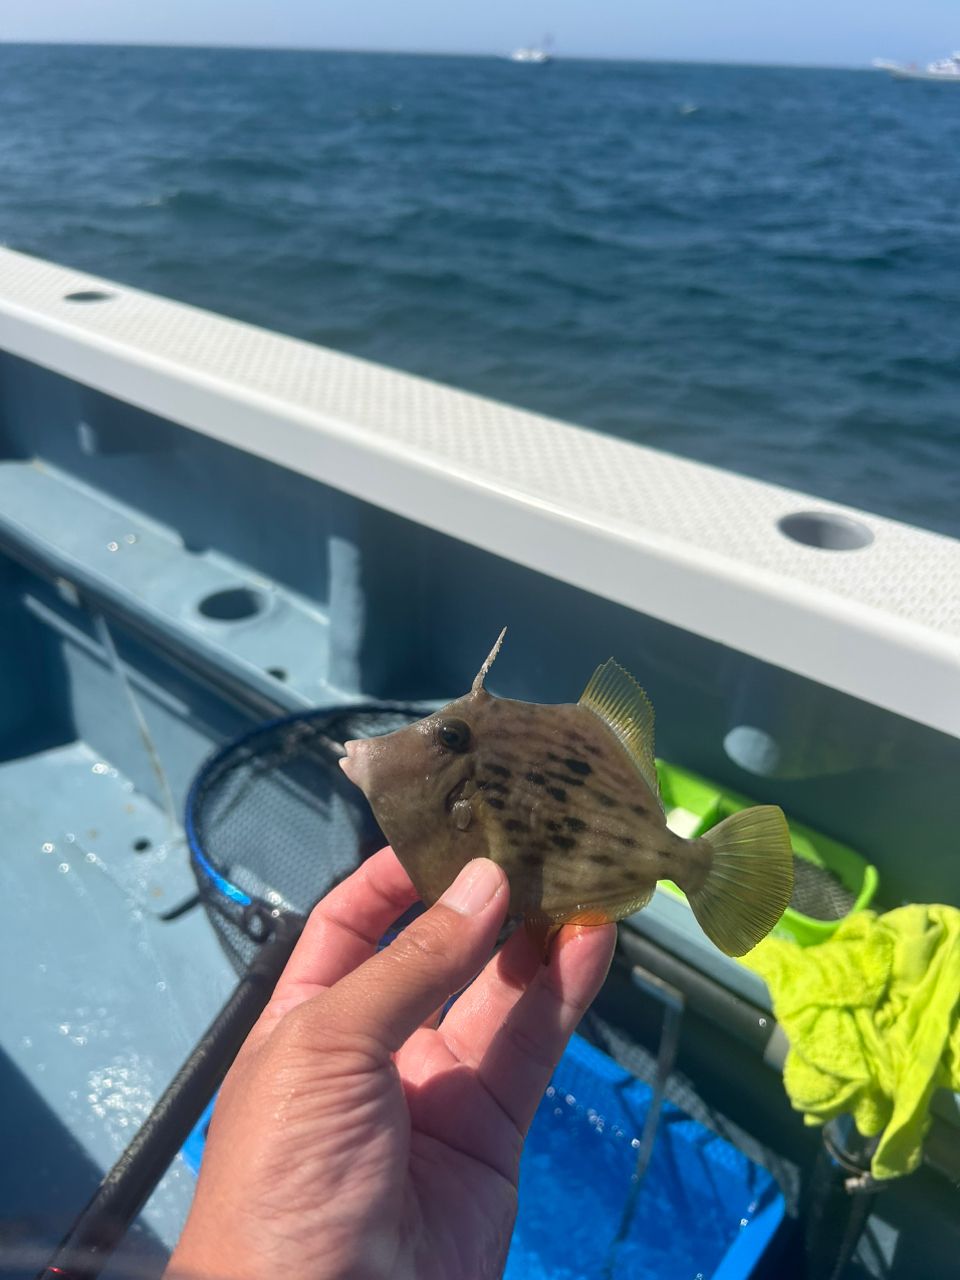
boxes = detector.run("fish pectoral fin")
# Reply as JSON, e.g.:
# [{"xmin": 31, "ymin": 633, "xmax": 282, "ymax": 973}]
[{"xmin": 579, "ymin": 659, "xmax": 661, "ymax": 807}]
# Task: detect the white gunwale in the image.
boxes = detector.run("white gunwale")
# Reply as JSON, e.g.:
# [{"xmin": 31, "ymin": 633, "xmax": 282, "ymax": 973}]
[{"xmin": 0, "ymin": 247, "xmax": 957, "ymax": 736}]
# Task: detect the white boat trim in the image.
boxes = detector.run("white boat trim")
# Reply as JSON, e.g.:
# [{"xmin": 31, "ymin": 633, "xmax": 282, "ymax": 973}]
[{"xmin": 0, "ymin": 247, "xmax": 957, "ymax": 734}]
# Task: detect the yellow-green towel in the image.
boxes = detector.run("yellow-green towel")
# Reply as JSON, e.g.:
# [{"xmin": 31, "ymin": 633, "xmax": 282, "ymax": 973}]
[{"xmin": 742, "ymin": 904, "xmax": 960, "ymax": 1180}]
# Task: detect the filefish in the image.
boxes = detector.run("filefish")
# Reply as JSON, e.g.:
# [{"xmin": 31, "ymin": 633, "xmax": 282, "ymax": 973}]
[{"xmin": 340, "ymin": 630, "xmax": 794, "ymax": 957}]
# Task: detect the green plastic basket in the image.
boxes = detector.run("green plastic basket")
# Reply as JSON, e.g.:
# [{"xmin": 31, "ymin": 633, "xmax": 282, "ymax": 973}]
[{"xmin": 656, "ymin": 760, "xmax": 878, "ymax": 946}]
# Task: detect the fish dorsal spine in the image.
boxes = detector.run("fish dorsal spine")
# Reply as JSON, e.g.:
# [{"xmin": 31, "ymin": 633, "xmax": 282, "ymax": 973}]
[{"xmin": 579, "ymin": 659, "xmax": 662, "ymax": 807}]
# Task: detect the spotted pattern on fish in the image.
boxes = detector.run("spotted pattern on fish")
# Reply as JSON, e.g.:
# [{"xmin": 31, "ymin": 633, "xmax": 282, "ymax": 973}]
[
  {"xmin": 344, "ymin": 687, "xmax": 688, "ymax": 920},
  {"xmin": 547, "ymin": 769, "xmax": 584, "ymax": 787},
  {"xmin": 345, "ymin": 675, "xmax": 783, "ymax": 947},
  {"xmin": 339, "ymin": 644, "xmax": 793, "ymax": 962},
  {"xmin": 565, "ymin": 759, "xmax": 592, "ymax": 776}
]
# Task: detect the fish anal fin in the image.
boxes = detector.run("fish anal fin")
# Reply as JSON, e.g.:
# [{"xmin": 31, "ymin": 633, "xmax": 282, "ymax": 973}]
[
  {"xmin": 564, "ymin": 885, "xmax": 655, "ymax": 926},
  {"xmin": 563, "ymin": 907, "xmax": 614, "ymax": 926},
  {"xmin": 524, "ymin": 914, "xmax": 563, "ymax": 964},
  {"xmin": 527, "ymin": 890, "xmax": 655, "ymax": 962},
  {"xmin": 579, "ymin": 659, "xmax": 661, "ymax": 806}
]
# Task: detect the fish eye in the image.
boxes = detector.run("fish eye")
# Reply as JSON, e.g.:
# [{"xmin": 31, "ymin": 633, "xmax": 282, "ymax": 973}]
[{"xmin": 436, "ymin": 718, "xmax": 471, "ymax": 753}]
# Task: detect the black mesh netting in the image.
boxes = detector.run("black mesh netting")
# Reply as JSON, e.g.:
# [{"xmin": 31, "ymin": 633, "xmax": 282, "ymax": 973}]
[
  {"xmin": 186, "ymin": 704, "xmax": 430, "ymax": 973},
  {"xmin": 790, "ymin": 855, "xmax": 857, "ymax": 920}
]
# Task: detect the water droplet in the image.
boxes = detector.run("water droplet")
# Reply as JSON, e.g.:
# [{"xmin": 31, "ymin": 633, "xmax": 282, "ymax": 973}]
[
  {"xmin": 86, "ymin": 851, "xmax": 97, "ymax": 863},
  {"xmin": 65, "ymin": 832, "xmax": 76, "ymax": 843},
  {"xmin": 739, "ymin": 1218, "xmax": 748, "ymax": 1228},
  {"xmin": 564, "ymin": 1093, "xmax": 576, "ymax": 1106},
  {"xmin": 41, "ymin": 841, "xmax": 55, "ymax": 853},
  {"xmin": 72, "ymin": 1035, "xmax": 87, "ymax": 1047},
  {"xmin": 59, "ymin": 1023, "xmax": 70, "ymax": 1035},
  {"xmin": 107, "ymin": 540, "xmax": 119, "ymax": 552},
  {"xmin": 21, "ymin": 1036, "xmax": 32, "ymax": 1049},
  {"xmin": 58, "ymin": 862, "xmax": 70, "ymax": 873},
  {"xmin": 758, "ymin": 1017, "xmax": 768, "ymax": 1028},
  {"xmin": 631, "ymin": 1137, "xmax": 641, "ymax": 1149},
  {"xmin": 545, "ymin": 1086, "xmax": 555, "ymax": 1098},
  {"xmin": 156, "ymin": 980, "xmax": 166, "ymax": 992},
  {"xmin": 92, "ymin": 762, "xmax": 107, "ymax": 775},
  {"xmin": 125, "ymin": 533, "xmax": 137, "ymax": 544}
]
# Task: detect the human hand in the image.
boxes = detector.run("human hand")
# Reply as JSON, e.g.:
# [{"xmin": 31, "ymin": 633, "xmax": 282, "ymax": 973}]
[{"xmin": 168, "ymin": 848, "xmax": 616, "ymax": 1280}]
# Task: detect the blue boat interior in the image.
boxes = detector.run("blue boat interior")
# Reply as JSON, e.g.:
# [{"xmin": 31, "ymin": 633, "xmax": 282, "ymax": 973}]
[{"xmin": 2, "ymin": 350, "xmax": 959, "ymax": 1275}]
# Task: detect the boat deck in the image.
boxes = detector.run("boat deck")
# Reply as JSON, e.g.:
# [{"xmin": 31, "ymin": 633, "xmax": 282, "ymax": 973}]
[{"xmin": 1, "ymin": 738, "xmax": 236, "ymax": 1257}]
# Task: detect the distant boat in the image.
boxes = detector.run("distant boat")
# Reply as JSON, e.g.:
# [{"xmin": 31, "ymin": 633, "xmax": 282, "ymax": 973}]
[
  {"xmin": 508, "ymin": 36, "xmax": 553, "ymax": 64},
  {"xmin": 874, "ymin": 52, "xmax": 960, "ymax": 81}
]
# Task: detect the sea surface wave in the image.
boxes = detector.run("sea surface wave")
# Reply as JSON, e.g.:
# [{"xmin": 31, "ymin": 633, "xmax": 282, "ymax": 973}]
[{"xmin": 1, "ymin": 45, "xmax": 957, "ymax": 536}]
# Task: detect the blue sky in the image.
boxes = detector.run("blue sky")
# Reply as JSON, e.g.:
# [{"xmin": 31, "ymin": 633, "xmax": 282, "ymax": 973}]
[{"xmin": 3, "ymin": 1, "xmax": 958, "ymax": 68}]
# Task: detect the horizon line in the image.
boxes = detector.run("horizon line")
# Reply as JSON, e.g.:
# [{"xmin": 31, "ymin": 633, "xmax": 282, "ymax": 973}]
[{"xmin": 0, "ymin": 39, "xmax": 875, "ymax": 73}]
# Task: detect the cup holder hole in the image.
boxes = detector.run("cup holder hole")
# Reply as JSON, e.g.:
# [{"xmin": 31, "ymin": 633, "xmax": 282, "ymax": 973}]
[
  {"xmin": 197, "ymin": 587, "xmax": 266, "ymax": 621},
  {"xmin": 777, "ymin": 510, "xmax": 874, "ymax": 551},
  {"xmin": 63, "ymin": 290, "xmax": 114, "ymax": 303}
]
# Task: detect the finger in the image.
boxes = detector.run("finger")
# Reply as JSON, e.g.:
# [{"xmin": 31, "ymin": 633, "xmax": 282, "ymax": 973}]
[
  {"xmin": 449, "ymin": 922, "xmax": 616, "ymax": 1135},
  {"xmin": 275, "ymin": 846, "xmax": 417, "ymax": 995},
  {"xmin": 318, "ymin": 859, "xmax": 509, "ymax": 1060},
  {"xmin": 437, "ymin": 923, "xmax": 543, "ymax": 1058},
  {"xmin": 245, "ymin": 848, "xmax": 418, "ymax": 1047}
]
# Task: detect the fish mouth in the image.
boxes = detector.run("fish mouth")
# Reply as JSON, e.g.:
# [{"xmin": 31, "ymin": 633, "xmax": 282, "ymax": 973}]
[{"xmin": 339, "ymin": 739, "xmax": 363, "ymax": 787}]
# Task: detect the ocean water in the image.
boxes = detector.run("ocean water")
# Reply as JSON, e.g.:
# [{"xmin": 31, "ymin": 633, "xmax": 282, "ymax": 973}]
[{"xmin": 1, "ymin": 44, "xmax": 957, "ymax": 537}]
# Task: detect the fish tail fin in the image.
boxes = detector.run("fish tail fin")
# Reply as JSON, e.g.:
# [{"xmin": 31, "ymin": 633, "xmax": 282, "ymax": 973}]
[{"xmin": 685, "ymin": 806, "xmax": 794, "ymax": 956}]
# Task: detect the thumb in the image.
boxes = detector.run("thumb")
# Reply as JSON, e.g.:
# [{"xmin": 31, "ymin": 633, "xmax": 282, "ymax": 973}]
[{"xmin": 318, "ymin": 858, "xmax": 509, "ymax": 1058}]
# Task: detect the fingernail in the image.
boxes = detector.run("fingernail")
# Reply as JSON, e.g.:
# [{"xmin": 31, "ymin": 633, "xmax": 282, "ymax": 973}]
[{"xmin": 440, "ymin": 859, "xmax": 503, "ymax": 916}]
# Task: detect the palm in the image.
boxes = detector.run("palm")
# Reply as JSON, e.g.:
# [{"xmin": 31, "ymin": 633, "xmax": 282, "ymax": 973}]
[
  {"xmin": 396, "ymin": 1028, "xmax": 526, "ymax": 1280},
  {"xmin": 368, "ymin": 914, "xmax": 580, "ymax": 1280},
  {"xmin": 322, "ymin": 965, "xmax": 548, "ymax": 1280},
  {"xmin": 172, "ymin": 850, "xmax": 615, "ymax": 1280}
]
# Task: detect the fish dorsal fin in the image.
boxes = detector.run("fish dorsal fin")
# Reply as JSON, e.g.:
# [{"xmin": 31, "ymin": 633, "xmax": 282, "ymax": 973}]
[{"xmin": 579, "ymin": 659, "xmax": 661, "ymax": 805}]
